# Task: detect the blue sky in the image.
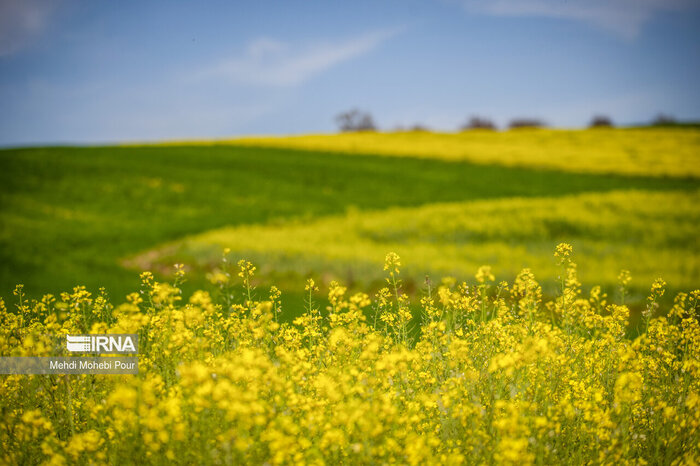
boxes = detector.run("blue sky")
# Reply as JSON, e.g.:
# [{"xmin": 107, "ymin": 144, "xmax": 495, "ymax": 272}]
[{"xmin": 1, "ymin": 0, "xmax": 699, "ymax": 145}]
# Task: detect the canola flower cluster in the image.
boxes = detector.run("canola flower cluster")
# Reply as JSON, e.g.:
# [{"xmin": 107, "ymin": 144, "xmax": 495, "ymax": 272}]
[{"xmin": 1, "ymin": 245, "xmax": 699, "ymax": 464}]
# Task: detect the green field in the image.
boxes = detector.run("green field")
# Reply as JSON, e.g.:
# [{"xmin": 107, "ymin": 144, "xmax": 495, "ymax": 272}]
[{"xmin": 1, "ymin": 129, "xmax": 699, "ymax": 317}]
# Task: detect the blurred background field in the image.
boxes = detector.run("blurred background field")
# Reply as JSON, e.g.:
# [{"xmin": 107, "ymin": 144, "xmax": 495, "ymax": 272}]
[
  {"xmin": 128, "ymin": 189, "xmax": 699, "ymax": 300},
  {"xmin": 1, "ymin": 127, "xmax": 698, "ymax": 319}
]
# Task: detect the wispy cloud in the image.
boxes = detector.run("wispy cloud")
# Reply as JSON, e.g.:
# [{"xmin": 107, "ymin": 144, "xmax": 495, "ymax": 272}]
[
  {"xmin": 0, "ymin": 0, "xmax": 56, "ymax": 56},
  {"xmin": 461, "ymin": 0, "xmax": 696, "ymax": 40},
  {"xmin": 200, "ymin": 28, "xmax": 403, "ymax": 87}
]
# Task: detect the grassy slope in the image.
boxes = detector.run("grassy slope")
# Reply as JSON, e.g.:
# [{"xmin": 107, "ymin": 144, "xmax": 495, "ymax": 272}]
[{"xmin": 0, "ymin": 132, "xmax": 698, "ymax": 307}]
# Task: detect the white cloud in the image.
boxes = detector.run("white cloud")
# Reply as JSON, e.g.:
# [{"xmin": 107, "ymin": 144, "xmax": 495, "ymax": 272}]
[
  {"xmin": 0, "ymin": 0, "xmax": 56, "ymax": 56},
  {"xmin": 200, "ymin": 28, "xmax": 403, "ymax": 87},
  {"xmin": 461, "ymin": 0, "xmax": 696, "ymax": 40}
]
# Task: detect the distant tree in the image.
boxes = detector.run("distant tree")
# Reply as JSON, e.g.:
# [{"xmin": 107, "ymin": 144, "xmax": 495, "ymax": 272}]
[
  {"xmin": 335, "ymin": 109, "xmax": 377, "ymax": 132},
  {"xmin": 508, "ymin": 118, "xmax": 545, "ymax": 129},
  {"xmin": 589, "ymin": 115, "xmax": 614, "ymax": 128},
  {"xmin": 409, "ymin": 124, "xmax": 430, "ymax": 132},
  {"xmin": 651, "ymin": 113, "xmax": 677, "ymax": 126},
  {"xmin": 461, "ymin": 116, "xmax": 496, "ymax": 131}
]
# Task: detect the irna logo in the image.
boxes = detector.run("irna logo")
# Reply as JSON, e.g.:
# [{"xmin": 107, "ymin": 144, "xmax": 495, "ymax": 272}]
[{"xmin": 66, "ymin": 334, "xmax": 138, "ymax": 354}]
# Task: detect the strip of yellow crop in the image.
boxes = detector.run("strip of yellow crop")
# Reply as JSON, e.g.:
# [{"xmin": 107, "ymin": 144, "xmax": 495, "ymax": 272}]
[
  {"xmin": 128, "ymin": 189, "xmax": 700, "ymax": 293},
  {"xmin": 224, "ymin": 128, "xmax": 700, "ymax": 178}
]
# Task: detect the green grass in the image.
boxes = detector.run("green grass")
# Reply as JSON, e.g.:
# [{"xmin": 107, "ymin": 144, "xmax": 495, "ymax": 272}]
[{"xmin": 0, "ymin": 142, "xmax": 697, "ymax": 309}]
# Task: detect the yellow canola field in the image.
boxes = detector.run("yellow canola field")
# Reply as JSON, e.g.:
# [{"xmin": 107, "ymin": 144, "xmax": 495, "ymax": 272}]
[
  {"xmin": 227, "ymin": 128, "xmax": 700, "ymax": 178},
  {"xmin": 130, "ymin": 190, "xmax": 700, "ymax": 294},
  {"xmin": 3, "ymin": 248, "xmax": 699, "ymax": 464}
]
